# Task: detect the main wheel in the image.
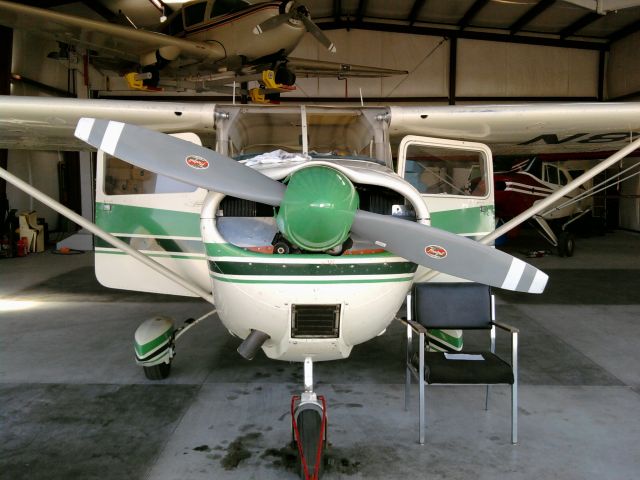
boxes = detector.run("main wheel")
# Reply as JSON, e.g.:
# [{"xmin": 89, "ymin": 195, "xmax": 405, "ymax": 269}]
[
  {"xmin": 558, "ymin": 231, "xmax": 575, "ymax": 257},
  {"xmin": 143, "ymin": 362, "xmax": 171, "ymax": 380},
  {"xmin": 297, "ymin": 409, "xmax": 325, "ymax": 479}
]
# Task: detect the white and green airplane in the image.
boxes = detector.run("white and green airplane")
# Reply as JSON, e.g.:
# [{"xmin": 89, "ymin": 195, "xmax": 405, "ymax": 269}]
[{"xmin": 2, "ymin": 96, "xmax": 640, "ymax": 477}]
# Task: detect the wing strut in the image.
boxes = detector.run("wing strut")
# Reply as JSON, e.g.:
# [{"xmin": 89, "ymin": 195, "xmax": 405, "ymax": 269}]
[
  {"xmin": 482, "ymin": 135, "xmax": 640, "ymax": 245},
  {"xmin": 0, "ymin": 166, "xmax": 215, "ymax": 305}
]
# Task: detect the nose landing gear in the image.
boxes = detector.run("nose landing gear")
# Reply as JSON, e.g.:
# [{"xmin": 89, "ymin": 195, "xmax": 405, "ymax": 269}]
[{"xmin": 291, "ymin": 357, "xmax": 328, "ymax": 480}]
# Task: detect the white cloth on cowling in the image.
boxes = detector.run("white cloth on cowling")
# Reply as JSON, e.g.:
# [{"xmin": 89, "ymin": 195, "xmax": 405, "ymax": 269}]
[{"xmin": 240, "ymin": 149, "xmax": 310, "ymax": 167}]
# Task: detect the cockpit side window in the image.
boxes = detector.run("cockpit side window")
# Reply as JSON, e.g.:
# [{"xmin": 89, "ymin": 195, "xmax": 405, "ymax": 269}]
[
  {"xmin": 404, "ymin": 144, "xmax": 489, "ymax": 198},
  {"xmin": 211, "ymin": 0, "xmax": 251, "ymax": 17},
  {"xmin": 165, "ymin": 13, "xmax": 184, "ymax": 35},
  {"xmin": 104, "ymin": 156, "xmax": 196, "ymax": 195},
  {"xmin": 184, "ymin": 1, "xmax": 207, "ymax": 27}
]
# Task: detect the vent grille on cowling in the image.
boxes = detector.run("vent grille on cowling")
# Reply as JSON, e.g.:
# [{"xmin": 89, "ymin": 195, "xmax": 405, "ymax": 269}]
[{"xmin": 291, "ymin": 304, "xmax": 341, "ymax": 338}]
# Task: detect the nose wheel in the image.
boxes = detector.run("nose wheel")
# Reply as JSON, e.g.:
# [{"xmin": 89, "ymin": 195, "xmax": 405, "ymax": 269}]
[{"xmin": 291, "ymin": 358, "xmax": 328, "ymax": 480}]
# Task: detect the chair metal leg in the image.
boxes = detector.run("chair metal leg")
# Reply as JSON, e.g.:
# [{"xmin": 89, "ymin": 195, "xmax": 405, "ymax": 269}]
[
  {"xmin": 512, "ymin": 383, "xmax": 518, "ymax": 444},
  {"xmin": 512, "ymin": 330, "xmax": 519, "ymax": 445},
  {"xmin": 405, "ymin": 324, "xmax": 412, "ymax": 411},
  {"xmin": 484, "ymin": 385, "xmax": 490, "ymax": 411},
  {"xmin": 405, "ymin": 367, "xmax": 411, "ymax": 412},
  {"xmin": 419, "ymin": 331, "xmax": 425, "ymax": 445}
]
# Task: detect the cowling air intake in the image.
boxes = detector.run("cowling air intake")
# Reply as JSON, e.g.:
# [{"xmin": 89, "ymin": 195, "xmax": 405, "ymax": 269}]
[
  {"xmin": 276, "ymin": 166, "xmax": 358, "ymax": 252},
  {"xmin": 74, "ymin": 118, "xmax": 549, "ymax": 294}
]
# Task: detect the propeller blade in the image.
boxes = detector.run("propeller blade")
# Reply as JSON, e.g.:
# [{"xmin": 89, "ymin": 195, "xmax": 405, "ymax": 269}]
[
  {"xmin": 351, "ymin": 210, "xmax": 547, "ymax": 293},
  {"xmin": 253, "ymin": 13, "xmax": 290, "ymax": 34},
  {"xmin": 300, "ymin": 15, "xmax": 336, "ymax": 53},
  {"xmin": 74, "ymin": 118, "xmax": 286, "ymax": 206}
]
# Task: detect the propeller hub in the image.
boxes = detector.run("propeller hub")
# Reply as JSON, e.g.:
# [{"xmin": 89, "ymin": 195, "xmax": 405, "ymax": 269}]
[{"xmin": 276, "ymin": 166, "xmax": 358, "ymax": 252}]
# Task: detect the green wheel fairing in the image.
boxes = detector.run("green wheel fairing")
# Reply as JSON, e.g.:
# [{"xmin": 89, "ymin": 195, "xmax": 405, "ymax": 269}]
[
  {"xmin": 276, "ymin": 166, "xmax": 359, "ymax": 252},
  {"xmin": 134, "ymin": 325, "xmax": 174, "ymax": 358}
]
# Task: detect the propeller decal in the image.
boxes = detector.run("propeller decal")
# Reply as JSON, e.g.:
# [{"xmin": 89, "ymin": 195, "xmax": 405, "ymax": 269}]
[
  {"xmin": 185, "ymin": 155, "xmax": 209, "ymax": 170},
  {"xmin": 425, "ymin": 245, "xmax": 447, "ymax": 259}
]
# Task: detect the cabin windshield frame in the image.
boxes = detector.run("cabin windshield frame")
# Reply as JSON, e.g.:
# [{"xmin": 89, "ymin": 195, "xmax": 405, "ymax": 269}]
[{"xmin": 214, "ymin": 105, "xmax": 392, "ymax": 168}]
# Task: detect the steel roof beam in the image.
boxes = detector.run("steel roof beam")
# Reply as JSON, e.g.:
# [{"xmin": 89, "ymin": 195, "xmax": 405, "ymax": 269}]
[
  {"xmin": 356, "ymin": 0, "xmax": 368, "ymax": 23},
  {"xmin": 333, "ymin": 0, "xmax": 341, "ymax": 23},
  {"xmin": 458, "ymin": 0, "xmax": 490, "ymax": 30},
  {"xmin": 408, "ymin": 0, "xmax": 427, "ymax": 26},
  {"xmin": 318, "ymin": 20, "xmax": 608, "ymax": 50},
  {"xmin": 510, "ymin": 0, "xmax": 556, "ymax": 35}
]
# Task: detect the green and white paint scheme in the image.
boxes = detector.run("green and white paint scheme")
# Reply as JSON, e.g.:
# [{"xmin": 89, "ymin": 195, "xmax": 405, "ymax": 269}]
[
  {"xmin": 94, "ymin": 132, "xmax": 211, "ymax": 298},
  {"xmin": 3, "ymin": 97, "xmax": 640, "ymax": 366},
  {"xmin": 396, "ymin": 135, "xmax": 496, "ymax": 285},
  {"xmin": 94, "ymin": 105, "xmax": 497, "ymax": 362},
  {"xmin": 134, "ymin": 316, "xmax": 175, "ymax": 367}
]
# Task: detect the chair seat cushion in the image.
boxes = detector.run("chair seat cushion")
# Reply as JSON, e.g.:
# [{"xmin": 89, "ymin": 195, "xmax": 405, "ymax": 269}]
[{"xmin": 416, "ymin": 351, "xmax": 514, "ymax": 385}]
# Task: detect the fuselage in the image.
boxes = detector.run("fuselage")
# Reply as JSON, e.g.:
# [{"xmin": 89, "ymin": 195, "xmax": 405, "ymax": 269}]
[
  {"xmin": 163, "ymin": 0, "xmax": 305, "ymax": 62},
  {"xmin": 494, "ymin": 169, "xmax": 590, "ymax": 221},
  {"xmin": 93, "ymin": 105, "xmax": 496, "ymax": 363}
]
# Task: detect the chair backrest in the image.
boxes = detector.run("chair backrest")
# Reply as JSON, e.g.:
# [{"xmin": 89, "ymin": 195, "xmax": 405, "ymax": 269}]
[{"xmin": 411, "ymin": 282, "xmax": 492, "ymax": 329}]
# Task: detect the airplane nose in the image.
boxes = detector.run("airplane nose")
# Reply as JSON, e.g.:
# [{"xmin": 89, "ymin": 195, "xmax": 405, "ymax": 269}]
[{"xmin": 276, "ymin": 166, "xmax": 359, "ymax": 252}]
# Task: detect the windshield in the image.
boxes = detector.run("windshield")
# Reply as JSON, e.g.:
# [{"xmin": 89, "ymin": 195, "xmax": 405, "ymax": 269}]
[{"xmin": 219, "ymin": 106, "xmax": 389, "ymax": 166}]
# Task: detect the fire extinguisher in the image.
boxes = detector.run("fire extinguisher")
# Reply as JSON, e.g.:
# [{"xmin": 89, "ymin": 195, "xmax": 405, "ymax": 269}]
[{"xmin": 17, "ymin": 237, "xmax": 28, "ymax": 257}]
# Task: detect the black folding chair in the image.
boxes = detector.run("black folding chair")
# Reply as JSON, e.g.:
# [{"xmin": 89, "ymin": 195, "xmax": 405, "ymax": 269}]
[{"xmin": 398, "ymin": 282, "xmax": 519, "ymax": 445}]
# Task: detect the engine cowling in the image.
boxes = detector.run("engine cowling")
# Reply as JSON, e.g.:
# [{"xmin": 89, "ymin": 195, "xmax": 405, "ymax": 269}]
[{"xmin": 276, "ymin": 166, "xmax": 358, "ymax": 252}]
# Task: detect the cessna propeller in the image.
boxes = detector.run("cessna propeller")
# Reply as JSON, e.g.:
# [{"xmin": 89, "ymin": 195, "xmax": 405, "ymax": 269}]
[
  {"xmin": 74, "ymin": 118, "xmax": 548, "ymax": 294},
  {"xmin": 253, "ymin": 1, "xmax": 337, "ymax": 53}
]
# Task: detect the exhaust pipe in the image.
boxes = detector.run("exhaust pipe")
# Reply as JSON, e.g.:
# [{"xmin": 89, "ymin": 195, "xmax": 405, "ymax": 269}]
[{"xmin": 237, "ymin": 329, "xmax": 270, "ymax": 360}]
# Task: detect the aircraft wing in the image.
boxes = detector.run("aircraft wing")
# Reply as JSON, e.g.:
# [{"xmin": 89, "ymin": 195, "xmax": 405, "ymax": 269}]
[
  {"xmin": 0, "ymin": 96, "xmax": 216, "ymax": 151},
  {"xmin": 389, "ymin": 103, "xmax": 640, "ymax": 155},
  {"xmin": 2, "ymin": 98, "xmax": 640, "ymax": 155},
  {"xmin": 287, "ymin": 57, "xmax": 408, "ymax": 78},
  {"xmin": 0, "ymin": 0, "xmax": 225, "ymax": 68}
]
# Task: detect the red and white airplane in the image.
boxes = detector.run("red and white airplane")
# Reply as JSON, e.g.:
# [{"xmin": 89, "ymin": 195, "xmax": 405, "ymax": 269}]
[{"xmin": 493, "ymin": 158, "xmax": 593, "ymax": 257}]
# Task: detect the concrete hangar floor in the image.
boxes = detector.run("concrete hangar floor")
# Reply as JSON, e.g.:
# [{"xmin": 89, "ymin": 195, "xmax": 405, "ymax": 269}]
[{"xmin": 1, "ymin": 231, "xmax": 639, "ymax": 480}]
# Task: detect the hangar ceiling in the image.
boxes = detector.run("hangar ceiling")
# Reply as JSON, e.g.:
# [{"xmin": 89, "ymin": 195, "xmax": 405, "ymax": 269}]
[
  {"xmin": 5, "ymin": 0, "xmax": 640, "ymax": 103},
  {"xmin": 13, "ymin": 0, "xmax": 640, "ymax": 48}
]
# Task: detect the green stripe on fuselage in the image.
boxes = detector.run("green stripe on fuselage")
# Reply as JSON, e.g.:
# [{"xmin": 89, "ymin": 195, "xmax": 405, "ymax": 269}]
[
  {"xmin": 96, "ymin": 203, "xmax": 201, "ymax": 237},
  {"xmin": 430, "ymin": 205, "xmax": 495, "ymax": 235}
]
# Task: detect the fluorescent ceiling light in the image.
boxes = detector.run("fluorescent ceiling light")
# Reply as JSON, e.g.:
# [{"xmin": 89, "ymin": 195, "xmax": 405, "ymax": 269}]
[{"xmin": 0, "ymin": 300, "xmax": 41, "ymax": 312}]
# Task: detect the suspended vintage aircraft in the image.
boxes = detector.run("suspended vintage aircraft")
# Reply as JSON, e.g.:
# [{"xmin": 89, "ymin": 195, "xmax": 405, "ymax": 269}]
[
  {"xmin": 2, "ymin": 96, "xmax": 640, "ymax": 479},
  {"xmin": 0, "ymin": 0, "xmax": 406, "ymax": 98}
]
